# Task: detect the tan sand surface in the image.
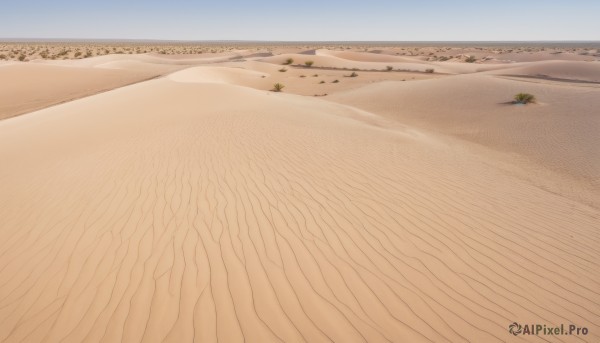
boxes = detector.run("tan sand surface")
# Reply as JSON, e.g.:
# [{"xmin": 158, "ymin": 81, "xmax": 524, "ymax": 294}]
[
  {"xmin": 0, "ymin": 63, "xmax": 164, "ymax": 120},
  {"xmin": 0, "ymin": 46, "xmax": 599, "ymax": 342}
]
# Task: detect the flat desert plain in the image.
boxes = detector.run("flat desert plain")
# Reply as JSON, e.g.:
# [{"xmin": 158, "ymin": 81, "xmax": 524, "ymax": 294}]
[{"xmin": 0, "ymin": 42, "xmax": 599, "ymax": 342}]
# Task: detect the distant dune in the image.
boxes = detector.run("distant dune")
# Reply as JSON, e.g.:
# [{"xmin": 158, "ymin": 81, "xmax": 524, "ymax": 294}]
[{"xmin": 0, "ymin": 45, "xmax": 599, "ymax": 342}]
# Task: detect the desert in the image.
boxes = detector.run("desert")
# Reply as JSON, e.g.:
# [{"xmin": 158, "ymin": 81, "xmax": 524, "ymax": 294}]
[{"xmin": 0, "ymin": 40, "xmax": 599, "ymax": 342}]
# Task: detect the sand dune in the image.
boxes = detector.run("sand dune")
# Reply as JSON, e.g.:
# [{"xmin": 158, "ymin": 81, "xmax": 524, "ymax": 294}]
[
  {"xmin": 0, "ymin": 63, "xmax": 163, "ymax": 120},
  {"xmin": 315, "ymin": 49, "xmax": 423, "ymax": 63},
  {"xmin": 330, "ymin": 74, "xmax": 600, "ymax": 206},
  {"xmin": 484, "ymin": 60, "xmax": 600, "ymax": 82},
  {"xmin": 0, "ymin": 47, "xmax": 599, "ymax": 342},
  {"xmin": 168, "ymin": 66, "xmax": 268, "ymax": 85},
  {"xmin": 260, "ymin": 51, "xmax": 445, "ymax": 73}
]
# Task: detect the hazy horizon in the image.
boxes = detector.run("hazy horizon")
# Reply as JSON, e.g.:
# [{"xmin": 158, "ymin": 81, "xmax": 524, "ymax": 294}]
[{"xmin": 2, "ymin": 1, "xmax": 599, "ymax": 41}]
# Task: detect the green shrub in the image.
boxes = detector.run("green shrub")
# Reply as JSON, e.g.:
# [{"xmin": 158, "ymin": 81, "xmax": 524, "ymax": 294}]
[
  {"xmin": 272, "ymin": 83, "xmax": 285, "ymax": 92},
  {"xmin": 514, "ymin": 93, "xmax": 536, "ymax": 104},
  {"xmin": 305, "ymin": 61, "xmax": 314, "ymax": 67},
  {"xmin": 283, "ymin": 58, "xmax": 294, "ymax": 65}
]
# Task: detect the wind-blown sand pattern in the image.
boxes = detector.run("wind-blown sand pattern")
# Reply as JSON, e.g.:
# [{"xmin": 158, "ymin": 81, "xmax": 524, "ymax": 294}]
[{"xmin": 0, "ymin": 44, "xmax": 599, "ymax": 342}]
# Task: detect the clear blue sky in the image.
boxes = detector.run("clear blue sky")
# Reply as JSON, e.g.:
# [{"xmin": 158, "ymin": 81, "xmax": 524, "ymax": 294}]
[{"xmin": 2, "ymin": 0, "xmax": 599, "ymax": 41}]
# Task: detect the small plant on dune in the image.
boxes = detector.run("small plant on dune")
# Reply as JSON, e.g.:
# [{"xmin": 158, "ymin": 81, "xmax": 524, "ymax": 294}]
[
  {"xmin": 283, "ymin": 58, "xmax": 294, "ymax": 65},
  {"xmin": 272, "ymin": 83, "xmax": 285, "ymax": 92},
  {"xmin": 300, "ymin": 75, "xmax": 306, "ymax": 78},
  {"xmin": 0, "ymin": 54, "xmax": 6, "ymax": 60},
  {"xmin": 312, "ymin": 74, "xmax": 319, "ymax": 77},
  {"xmin": 386, "ymin": 66, "xmax": 393, "ymax": 71},
  {"xmin": 18, "ymin": 54, "xmax": 26, "ymax": 61},
  {"xmin": 319, "ymin": 80, "xmax": 325, "ymax": 84},
  {"xmin": 278, "ymin": 67, "xmax": 287, "ymax": 72},
  {"xmin": 332, "ymin": 79, "xmax": 339, "ymax": 83},
  {"xmin": 425, "ymin": 68, "xmax": 435, "ymax": 73},
  {"xmin": 348, "ymin": 71, "xmax": 358, "ymax": 77},
  {"xmin": 465, "ymin": 55, "xmax": 477, "ymax": 63},
  {"xmin": 513, "ymin": 93, "xmax": 536, "ymax": 104},
  {"xmin": 305, "ymin": 60, "xmax": 314, "ymax": 67}
]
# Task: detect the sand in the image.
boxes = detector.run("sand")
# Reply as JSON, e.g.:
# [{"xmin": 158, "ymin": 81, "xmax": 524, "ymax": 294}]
[{"xmin": 0, "ymin": 44, "xmax": 599, "ymax": 342}]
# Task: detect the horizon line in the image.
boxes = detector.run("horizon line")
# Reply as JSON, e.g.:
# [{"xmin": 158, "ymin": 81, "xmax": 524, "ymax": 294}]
[{"xmin": 1, "ymin": 38, "xmax": 600, "ymax": 44}]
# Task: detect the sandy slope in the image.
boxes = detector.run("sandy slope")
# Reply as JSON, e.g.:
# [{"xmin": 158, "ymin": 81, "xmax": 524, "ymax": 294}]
[
  {"xmin": 484, "ymin": 60, "xmax": 600, "ymax": 82},
  {"xmin": 329, "ymin": 74, "xmax": 600, "ymax": 207},
  {"xmin": 0, "ymin": 63, "xmax": 165, "ymax": 120},
  {"xmin": 0, "ymin": 51, "xmax": 599, "ymax": 342}
]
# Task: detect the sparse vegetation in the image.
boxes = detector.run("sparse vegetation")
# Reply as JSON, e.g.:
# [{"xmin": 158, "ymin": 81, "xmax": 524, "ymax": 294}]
[
  {"xmin": 305, "ymin": 61, "xmax": 314, "ymax": 67},
  {"xmin": 465, "ymin": 55, "xmax": 477, "ymax": 63},
  {"xmin": 278, "ymin": 67, "xmax": 287, "ymax": 72},
  {"xmin": 425, "ymin": 68, "xmax": 434, "ymax": 73},
  {"xmin": 319, "ymin": 80, "xmax": 325, "ymax": 84},
  {"xmin": 272, "ymin": 83, "xmax": 285, "ymax": 92},
  {"xmin": 312, "ymin": 74, "xmax": 318, "ymax": 77},
  {"xmin": 348, "ymin": 72, "xmax": 358, "ymax": 77},
  {"xmin": 332, "ymin": 80, "xmax": 339, "ymax": 83},
  {"xmin": 283, "ymin": 58, "xmax": 294, "ymax": 65},
  {"xmin": 386, "ymin": 66, "xmax": 393, "ymax": 71},
  {"xmin": 18, "ymin": 54, "xmax": 26, "ymax": 61},
  {"xmin": 514, "ymin": 93, "xmax": 536, "ymax": 104}
]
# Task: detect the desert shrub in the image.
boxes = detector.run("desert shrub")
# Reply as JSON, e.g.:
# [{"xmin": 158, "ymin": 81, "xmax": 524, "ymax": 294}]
[
  {"xmin": 319, "ymin": 80, "xmax": 325, "ymax": 84},
  {"xmin": 283, "ymin": 58, "xmax": 294, "ymax": 65},
  {"xmin": 300, "ymin": 75, "xmax": 306, "ymax": 78},
  {"xmin": 278, "ymin": 67, "xmax": 287, "ymax": 72},
  {"xmin": 348, "ymin": 72, "xmax": 358, "ymax": 77},
  {"xmin": 438, "ymin": 56, "xmax": 450, "ymax": 61},
  {"xmin": 272, "ymin": 83, "xmax": 285, "ymax": 92},
  {"xmin": 332, "ymin": 80, "xmax": 339, "ymax": 83},
  {"xmin": 305, "ymin": 61, "xmax": 314, "ymax": 67},
  {"xmin": 425, "ymin": 68, "xmax": 434, "ymax": 73},
  {"xmin": 386, "ymin": 66, "xmax": 393, "ymax": 71},
  {"xmin": 312, "ymin": 74, "xmax": 318, "ymax": 77},
  {"xmin": 514, "ymin": 93, "xmax": 536, "ymax": 104},
  {"xmin": 18, "ymin": 54, "xmax": 26, "ymax": 61},
  {"xmin": 74, "ymin": 51, "xmax": 82, "ymax": 58},
  {"xmin": 465, "ymin": 55, "xmax": 477, "ymax": 63},
  {"xmin": 0, "ymin": 54, "xmax": 6, "ymax": 60}
]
